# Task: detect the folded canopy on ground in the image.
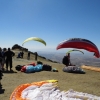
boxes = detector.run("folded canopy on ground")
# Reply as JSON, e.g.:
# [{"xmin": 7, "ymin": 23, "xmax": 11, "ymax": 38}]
[
  {"xmin": 10, "ymin": 80, "xmax": 100, "ymax": 100},
  {"xmin": 82, "ymin": 65, "xmax": 100, "ymax": 72},
  {"xmin": 56, "ymin": 38, "xmax": 100, "ymax": 58},
  {"xmin": 63, "ymin": 66, "xmax": 85, "ymax": 74}
]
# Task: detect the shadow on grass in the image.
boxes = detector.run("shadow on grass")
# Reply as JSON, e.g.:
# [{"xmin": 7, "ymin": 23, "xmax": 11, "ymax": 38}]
[
  {"xmin": 2, "ymin": 70, "xmax": 17, "ymax": 74},
  {"xmin": 66, "ymin": 72, "xmax": 86, "ymax": 74},
  {"xmin": 0, "ymin": 84, "xmax": 5, "ymax": 94}
]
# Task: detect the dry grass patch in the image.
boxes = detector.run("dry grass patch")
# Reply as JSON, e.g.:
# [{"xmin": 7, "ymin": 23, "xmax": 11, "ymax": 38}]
[{"xmin": 0, "ymin": 50, "xmax": 100, "ymax": 100}]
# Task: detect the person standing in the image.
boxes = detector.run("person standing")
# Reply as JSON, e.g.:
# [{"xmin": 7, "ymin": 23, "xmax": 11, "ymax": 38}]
[
  {"xmin": 27, "ymin": 52, "xmax": 30, "ymax": 60},
  {"xmin": 62, "ymin": 53, "xmax": 73, "ymax": 67},
  {"xmin": 4, "ymin": 48, "xmax": 15, "ymax": 71},
  {"xmin": 0, "ymin": 47, "xmax": 2, "ymax": 60},
  {"xmin": 0, "ymin": 48, "xmax": 3, "ymax": 70},
  {"xmin": 0, "ymin": 58, "xmax": 3, "ymax": 85},
  {"xmin": 1, "ymin": 48, "xmax": 7, "ymax": 70},
  {"xmin": 35, "ymin": 52, "xmax": 38, "ymax": 61},
  {"xmin": 21, "ymin": 51, "xmax": 24, "ymax": 58}
]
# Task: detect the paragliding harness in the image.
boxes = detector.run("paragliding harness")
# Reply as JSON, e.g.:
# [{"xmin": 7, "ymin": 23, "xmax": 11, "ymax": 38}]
[
  {"xmin": 62, "ymin": 56, "xmax": 69, "ymax": 66},
  {"xmin": 37, "ymin": 61, "xmax": 43, "ymax": 65},
  {"xmin": 42, "ymin": 64, "xmax": 52, "ymax": 71},
  {"xmin": 15, "ymin": 65, "xmax": 23, "ymax": 71},
  {"xmin": 37, "ymin": 61, "xmax": 52, "ymax": 71}
]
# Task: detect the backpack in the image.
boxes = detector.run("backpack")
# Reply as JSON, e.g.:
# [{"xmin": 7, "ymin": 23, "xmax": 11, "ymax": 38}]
[
  {"xmin": 37, "ymin": 61, "xmax": 43, "ymax": 65},
  {"xmin": 62, "ymin": 56, "xmax": 69, "ymax": 65},
  {"xmin": 42, "ymin": 64, "xmax": 52, "ymax": 71},
  {"xmin": 15, "ymin": 65, "xmax": 23, "ymax": 71}
]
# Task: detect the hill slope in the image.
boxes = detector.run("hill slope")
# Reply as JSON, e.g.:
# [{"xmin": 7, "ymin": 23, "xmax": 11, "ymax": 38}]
[{"xmin": 0, "ymin": 49, "xmax": 100, "ymax": 100}]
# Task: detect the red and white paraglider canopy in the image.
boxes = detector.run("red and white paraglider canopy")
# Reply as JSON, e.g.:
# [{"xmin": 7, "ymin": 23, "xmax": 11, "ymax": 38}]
[{"xmin": 56, "ymin": 38, "xmax": 100, "ymax": 58}]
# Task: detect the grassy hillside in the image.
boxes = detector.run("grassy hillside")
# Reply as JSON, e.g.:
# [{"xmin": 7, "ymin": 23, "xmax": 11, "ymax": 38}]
[
  {"xmin": 12, "ymin": 49, "xmax": 59, "ymax": 63},
  {"xmin": 0, "ymin": 49, "xmax": 100, "ymax": 100}
]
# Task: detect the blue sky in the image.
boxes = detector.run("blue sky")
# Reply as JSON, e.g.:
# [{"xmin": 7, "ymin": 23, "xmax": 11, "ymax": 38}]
[{"xmin": 0, "ymin": 0, "xmax": 100, "ymax": 53}]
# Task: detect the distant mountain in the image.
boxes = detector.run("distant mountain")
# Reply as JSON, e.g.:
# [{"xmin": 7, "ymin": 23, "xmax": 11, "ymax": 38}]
[
  {"xmin": 12, "ymin": 44, "xmax": 28, "ymax": 52},
  {"xmin": 38, "ymin": 51, "xmax": 100, "ymax": 67}
]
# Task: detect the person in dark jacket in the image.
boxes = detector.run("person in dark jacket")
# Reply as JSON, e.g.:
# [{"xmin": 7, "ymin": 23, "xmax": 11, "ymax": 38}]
[
  {"xmin": 1, "ymin": 48, "xmax": 7, "ymax": 70},
  {"xmin": 27, "ymin": 52, "xmax": 30, "ymax": 60},
  {"xmin": 35, "ymin": 52, "xmax": 38, "ymax": 61},
  {"xmin": 4, "ymin": 48, "xmax": 15, "ymax": 71},
  {"xmin": 0, "ymin": 48, "xmax": 3, "ymax": 70},
  {"xmin": 17, "ymin": 52, "xmax": 21, "ymax": 58},
  {"xmin": 0, "ymin": 57, "xmax": 3, "ymax": 85},
  {"xmin": 0, "ymin": 48, "xmax": 2, "ymax": 58},
  {"xmin": 62, "ymin": 53, "xmax": 74, "ymax": 67},
  {"xmin": 21, "ymin": 51, "xmax": 24, "ymax": 58}
]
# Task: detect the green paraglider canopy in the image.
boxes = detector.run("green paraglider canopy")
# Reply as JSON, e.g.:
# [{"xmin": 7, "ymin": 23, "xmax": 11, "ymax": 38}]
[
  {"xmin": 66, "ymin": 49, "xmax": 84, "ymax": 54},
  {"xmin": 22, "ymin": 37, "xmax": 46, "ymax": 46}
]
